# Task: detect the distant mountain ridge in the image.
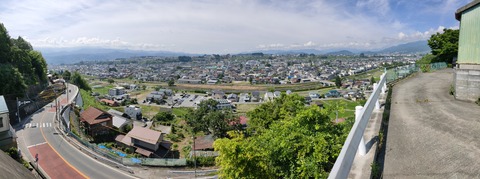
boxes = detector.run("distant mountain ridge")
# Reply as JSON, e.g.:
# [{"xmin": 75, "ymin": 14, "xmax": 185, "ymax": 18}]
[
  {"xmin": 40, "ymin": 40, "xmax": 430, "ymax": 64},
  {"xmin": 39, "ymin": 47, "xmax": 192, "ymax": 65}
]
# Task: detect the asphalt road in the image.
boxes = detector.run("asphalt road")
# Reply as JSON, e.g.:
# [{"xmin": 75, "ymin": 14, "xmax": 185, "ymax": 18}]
[
  {"xmin": 18, "ymin": 83, "xmax": 136, "ymax": 179},
  {"xmin": 384, "ymin": 69, "xmax": 480, "ymax": 178}
]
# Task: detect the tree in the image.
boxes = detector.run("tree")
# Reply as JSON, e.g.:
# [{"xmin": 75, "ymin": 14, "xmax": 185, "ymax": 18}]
[
  {"xmin": 0, "ymin": 64, "xmax": 27, "ymax": 97},
  {"xmin": 63, "ymin": 70, "xmax": 72, "ymax": 81},
  {"xmin": 247, "ymin": 94, "xmax": 305, "ymax": 133},
  {"xmin": 153, "ymin": 111, "xmax": 175, "ymax": 122},
  {"xmin": 428, "ymin": 28, "xmax": 459, "ymax": 64},
  {"xmin": 0, "ymin": 23, "xmax": 12, "ymax": 63},
  {"xmin": 168, "ymin": 78, "xmax": 175, "ymax": 86},
  {"xmin": 107, "ymin": 78, "xmax": 115, "ymax": 84},
  {"xmin": 370, "ymin": 76, "xmax": 376, "ymax": 84},
  {"xmin": 215, "ymin": 106, "xmax": 352, "ymax": 178},
  {"xmin": 335, "ymin": 75, "xmax": 342, "ymax": 88},
  {"xmin": 12, "ymin": 36, "xmax": 32, "ymax": 51},
  {"xmin": 71, "ymin": 72, "xmax": 91, "ymax": 91},
  {"xmin": 185, "ymin": 99, "xmax": 236, "ymax": 138}
]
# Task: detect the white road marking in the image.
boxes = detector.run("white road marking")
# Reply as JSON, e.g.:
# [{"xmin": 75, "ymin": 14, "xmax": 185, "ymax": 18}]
[{"xmin": 27, "ymin": 142, "xmax": 47, "ymax": 148}]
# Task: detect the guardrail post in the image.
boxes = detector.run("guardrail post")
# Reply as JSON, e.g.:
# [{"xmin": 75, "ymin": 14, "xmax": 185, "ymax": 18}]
[
  {"xmin": 381, "ymin": 74, "xmax": 387, "ymax": 94},
  {"xmin": 373, "ymin": 83, "xmax": 380, "ymax": 110},
  {"xmin": 355, "ymin": 106, "xmax": 366, "ymax": 156}
]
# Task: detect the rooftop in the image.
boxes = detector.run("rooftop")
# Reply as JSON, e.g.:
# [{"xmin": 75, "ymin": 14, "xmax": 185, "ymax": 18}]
[
  {"xmin": 80, "ymin": 107, "xmax": 112, "ymax": 125},
  {"xmin": 456, "ymin": 0, "xmax": 480, "ymax": 20},
  {"xmin": 0, "ymin": 96, "xmax": 8, "ymax": 114},
  {"xmin": 127, "ymin": 126, "xmax": 162, "ymax": 145}
]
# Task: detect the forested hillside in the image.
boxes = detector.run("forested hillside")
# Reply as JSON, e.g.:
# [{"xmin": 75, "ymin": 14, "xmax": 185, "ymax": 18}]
[{"xmin": 0, "ymin": 23, "xmax": 48, "ymax": 98}]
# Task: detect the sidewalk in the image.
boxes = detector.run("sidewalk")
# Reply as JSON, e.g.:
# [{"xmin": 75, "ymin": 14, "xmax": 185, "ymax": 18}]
[{"xmin": 348, "ymin": 93, "xmax": 386, "ymax": 179}]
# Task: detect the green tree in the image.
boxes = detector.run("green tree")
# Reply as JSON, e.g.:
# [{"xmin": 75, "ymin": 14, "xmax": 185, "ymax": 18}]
[
  {"xmin": 325, "ymin": 100, "xmax": 346, "ymax": 123},
  {"xmin": 247, "ymin": 94, "xmax": 305, "ymax": 133},
  {"xmin": 370, "ymin": 76, "xmax": 376, "ymax": 84},
  {"xmin": 416, "ymin": 54, "xmax": 436, "ymax": 64},
  {"xmin": 0, "ymin": 23, "xmax": 12, "ymax": 63},
  {"xmin": 215, "ymin": 106, "xmax": 352, "ymax": 178},
  {"xmin": 29, "ymin": 50, "xmax": 48, "ymax": 83},
  {"xmin": 107, "ymin": 78, "xmax": 115, "ymax": 84},
  {"xmin": 71, "ymin": 72, "xmax": 91, "ymax": 91},
  {"xmin": 0, "ymin": 64, "xmax": 27, "ymax": 97},
  {"xmin": 335, "ymin": 75, "xmax": 342, "ymax": 88},
  {"xmin": 168, "ymin": 78, "xmax": 175, "ymax": 86},
  {"xmin": 185, "ymin": 99, "xmax": 236, "ymax": 138},
  {"xmin": 428, "ymin": 28, "xmax": 459, "ymax": 64},
  {"xmin": 12, "ymin": 36, "xmax": 32, "ymax": 51},
  {"xmin": 63, "ymin": 70, "xmax": 72, "ymax": 81},
  {"xmin": 153, "ymin": 111, "xmax": 175, "ymax": 122}
]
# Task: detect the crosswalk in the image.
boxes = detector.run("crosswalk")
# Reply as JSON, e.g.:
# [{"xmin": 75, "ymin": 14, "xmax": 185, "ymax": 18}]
[{"xmin": 25, "ymin": 123, "xmax": 52, "ymax": 128}]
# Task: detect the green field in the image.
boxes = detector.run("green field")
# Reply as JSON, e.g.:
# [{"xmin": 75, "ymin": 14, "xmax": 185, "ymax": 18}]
[
  {"xmin": 317, "ymin": 98, "xmax": 366, "ymax": 119},
  {"xmin": 345, "ymin": 68, "xmax": 385, "ymax": 82},
  {"xmin": 91, "ymin": 84, "xmax": 115, "ymax": 95}
]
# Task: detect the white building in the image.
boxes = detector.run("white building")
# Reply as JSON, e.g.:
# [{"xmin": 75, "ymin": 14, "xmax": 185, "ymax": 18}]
[
  {"xmin": 109, "ymin": 87, "xmax": 125, "ymax": 96},
  {"xmin": 124, "ymin": 105, "xmax": 142, "ymax": 120},
  {"xmin": 0, "ymin": 96, "xmax": 16, "ymax": 150}
]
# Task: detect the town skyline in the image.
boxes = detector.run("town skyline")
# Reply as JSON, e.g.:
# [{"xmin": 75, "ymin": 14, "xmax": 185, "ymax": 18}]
[{"xmin": 0, "ymin": 0, "xmax": 471, "ymax": 54}]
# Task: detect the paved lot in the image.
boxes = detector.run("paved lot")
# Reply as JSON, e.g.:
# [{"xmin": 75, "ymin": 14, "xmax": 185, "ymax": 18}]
[{"xmin": 384, "ymin": 69, "xmax": 480, "ymax": 178}]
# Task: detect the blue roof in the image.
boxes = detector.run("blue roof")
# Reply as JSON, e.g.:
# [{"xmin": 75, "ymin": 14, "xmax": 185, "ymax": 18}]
[{"xmin": 0, "ymin": 96, "xmax": 8, "ymax": 113}]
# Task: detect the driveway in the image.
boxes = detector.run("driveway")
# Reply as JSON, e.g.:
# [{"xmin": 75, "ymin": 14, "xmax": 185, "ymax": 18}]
[{"xmin": 384, "ymin": 69, "xmax": 480, "ymax": 178}]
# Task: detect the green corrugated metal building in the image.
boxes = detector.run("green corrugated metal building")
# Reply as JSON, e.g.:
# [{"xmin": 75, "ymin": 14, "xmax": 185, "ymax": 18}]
[
  {"xmin": 456, "ymin": 0, "xmax": 480, "ymax": 65},
  {"xmin": 455, "ymin": 0, "xmax": 480, "ymax": 101}
]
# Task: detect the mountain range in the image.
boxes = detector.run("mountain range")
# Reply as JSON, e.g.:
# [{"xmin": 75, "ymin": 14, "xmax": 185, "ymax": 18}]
[{"xmin": 40, "ymin": 40, "xmax": 430, "ymax": 65}]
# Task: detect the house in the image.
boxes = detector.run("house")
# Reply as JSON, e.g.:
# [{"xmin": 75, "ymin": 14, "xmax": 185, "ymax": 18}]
[
  {"xmin": 177, "ymin": 79, "xmax": 202, "ymax": 84},
  {"xmin": 108, "ymin": 87, "xmax": 125, "ymax": 96},
  {"xmin": 146, "ymin": 91, "xmax": 164, "ymax": 103},
  {"xmin": 273, "ymin": 91, "xmax": 281, "ymax": 98},
  {"xmin": 212, "ymin": 90, "xmax": 226, "ymax": 99},
  {"xmin": 193, "ymin": 134, "xmax": 214, "ymax": 151},
  {"xmin": 454, "ymin": 1, "xmax": 480, "ymax": 102},
  {"xmin": 309, "ymin": 92, "xmax": 320, "ymax": 99},
  {"xmin": 115, "ymin": 126, "xmax": 168, "ymax": 157},
  {"xmin": 107, "ymin": 109, "xmax": 130, "ymax": 130},
  {"xmin": 100, "ymin": 99, "xmax": 118, "ymax": 107},
  {"xmin": 0, "ymin": 96, "xmax": 16, "ymax": 151},
  {"xmin": 251, "ymin": 91, "xmax": 261, "ymax": 102},
  {"xmin": 206, "ymin": 79, "xmax": 218, "ymax": 84},
  {"xmin": 158, "ymin": 89, "xmax": 173, "ymax": 96},
  {"xmin": 239, "ymin": 93, "xmax": 250, "ymax": 102},
  {"xmin": 325, "ymin": 90, "xmax": 341, "ymax": 98},
  {"xmin": 80, "ymin": 107, "xmax": 113, "ymax": 137},
  {"xmin": 227, "ymin": 93, "xmax": 238, "ymax": 102},
  {"xmin": 215, "ymin": 99, "xmax": 233, "ymax": 110},
  {"xmin": 124, "ymin": 105, "xmax": 142, "ymax": 120},
  {"xmin": 264, "ymin": 92, "xmax": 274, "ymax": 102}
]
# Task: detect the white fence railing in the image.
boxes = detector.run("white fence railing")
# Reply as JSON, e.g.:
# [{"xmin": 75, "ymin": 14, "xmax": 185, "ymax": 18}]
[{"xmin": 328, "ymin": 70, "xmax": 387, "ymax": 179}]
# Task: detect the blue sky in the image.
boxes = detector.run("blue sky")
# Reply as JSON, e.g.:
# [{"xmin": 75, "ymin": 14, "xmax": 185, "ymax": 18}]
[{"xmin": 0, "ymin": 0, "xmax": 471, "ymax": 54}]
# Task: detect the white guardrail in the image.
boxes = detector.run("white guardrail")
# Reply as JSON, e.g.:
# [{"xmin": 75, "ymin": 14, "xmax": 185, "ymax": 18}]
[{"xmin": 328, "ymin": 70, "xmax": 387, "ymax": 179}]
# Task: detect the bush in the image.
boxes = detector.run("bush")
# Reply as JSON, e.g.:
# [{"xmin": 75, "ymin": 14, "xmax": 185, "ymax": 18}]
[{"xmin": 187, "ymin": 156, "xmax": 216, "ymax": 167}]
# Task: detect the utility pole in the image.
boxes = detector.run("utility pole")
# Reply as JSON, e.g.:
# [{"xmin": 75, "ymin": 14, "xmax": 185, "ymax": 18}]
[{"xmin": 193, "ymin": 134, "xmax": 197, "ymax": 178}]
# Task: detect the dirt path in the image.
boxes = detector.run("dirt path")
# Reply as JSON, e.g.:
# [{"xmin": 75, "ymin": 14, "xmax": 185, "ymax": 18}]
[{"xmin": 384, "ymin": 69, "xmax": 480, "ymax": 178}]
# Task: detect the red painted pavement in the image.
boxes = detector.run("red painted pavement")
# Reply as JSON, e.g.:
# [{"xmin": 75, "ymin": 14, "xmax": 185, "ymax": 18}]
[{"xmin": 28, "ymin": 143, "xmax": 86, "ymax": 179}]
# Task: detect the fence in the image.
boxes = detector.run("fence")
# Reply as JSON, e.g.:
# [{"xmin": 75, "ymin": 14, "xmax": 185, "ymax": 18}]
[{"xmin": 328, "ymin": 62, "xmax": 448, "ymax": 178}]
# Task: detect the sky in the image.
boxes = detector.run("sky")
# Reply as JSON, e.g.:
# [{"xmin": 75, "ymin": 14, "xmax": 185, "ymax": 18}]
[{"xmin": 0, "ymin": 0, "xmax": 472, "ymax": 54}]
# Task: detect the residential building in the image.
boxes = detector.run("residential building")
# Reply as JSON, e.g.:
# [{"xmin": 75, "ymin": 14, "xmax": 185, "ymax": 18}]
[
  {"xmin": 454, "ymin": 1, "xmax": 480, "ymax": 102},
  {"xmin": 124, "ymin": 105, "xmax": 142, "ymax": 120},
  {"xmin": 115, "ymin": 126, "xmax": 169, "ymax": 157},
  {"xmin": 108, "ymin": 86, "xmax": 125, "ymax": 96},
  {"xmin": 107, "ymin": 109, "xmax": 130, "ymax": 130},
  {"xmin": 215, "ymin": 99, "xmax": 233, "ymax": 110},
  {"xmin": 0, "ymin": 96, "xmax": 16, "ymax": 151},
  {"xmin": 80, "ymin": 107, "xmax": 113, "ymax": 137}
]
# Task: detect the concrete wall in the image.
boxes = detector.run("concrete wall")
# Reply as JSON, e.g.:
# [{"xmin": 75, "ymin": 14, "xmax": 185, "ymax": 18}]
[
  {"xmin": 455, "ymin": 68, "xmax": 480, "ymax": 102},
  {"xmin": 0, "ymin": 113, "xmax": 9, "ymax": 132}
]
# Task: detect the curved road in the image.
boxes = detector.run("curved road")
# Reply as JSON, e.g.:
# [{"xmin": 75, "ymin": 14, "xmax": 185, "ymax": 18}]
[
  {"xmin": 384, "ymin": 69, "xmax": 480, "ymax": 178},
  {"xmin": 17, "ymin": 83, "xmax": 136, "ymax": 179}
]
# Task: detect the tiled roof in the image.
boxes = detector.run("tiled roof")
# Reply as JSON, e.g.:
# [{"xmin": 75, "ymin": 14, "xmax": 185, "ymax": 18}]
[
  {"xmin": 127, "ymin": 126, "xmax": 162, "ymax": 145},
  {"xmin": 80, "ymin": 107, "xmax": 112, "ymax": 125}
]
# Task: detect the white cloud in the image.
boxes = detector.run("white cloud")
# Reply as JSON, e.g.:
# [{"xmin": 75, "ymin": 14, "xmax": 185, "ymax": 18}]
[{"xmin": 0, "ymin": 0, "xmax": 464, "ymax": 53}]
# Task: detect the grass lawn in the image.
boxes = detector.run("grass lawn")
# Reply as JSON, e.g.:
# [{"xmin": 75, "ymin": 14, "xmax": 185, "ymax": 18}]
[
  {"xmin": 92, "ymin": 84, "xmax": 115, "ymax": 95},
  {"xmin": 235, "ymin": 103, "xmax": 261, "ymax": 116},
  {"xmin": 80, "ymin": 89, "xmax": 109, "ymax": 111},
  {"xmin": 345, "ymin": 68, "xmax": 385, "ymax": 82},
  {"xmin": 318, "ymin": 98, "xmax": 365, "ymax": 119},
  {"xmin": 293, "ymin": 87, "xmax": 336, "ymax": 96},
  {"xmin": 172, "ymin": 107, "xmax": 191, "ymax": 118},
  {"xmin": 138, "ymin": 104, "xmax": 162, "ymax": 119}
]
